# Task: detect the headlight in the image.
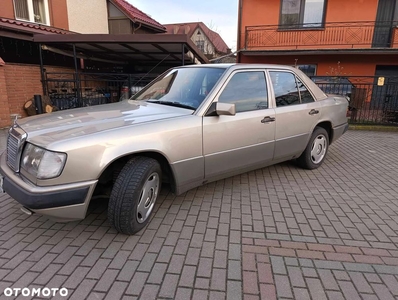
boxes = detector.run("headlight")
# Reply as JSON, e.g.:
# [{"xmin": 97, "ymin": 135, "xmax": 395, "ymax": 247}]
[{"xmin": 21, "ymin": 143, "xmax": 67, "ymax": 179}]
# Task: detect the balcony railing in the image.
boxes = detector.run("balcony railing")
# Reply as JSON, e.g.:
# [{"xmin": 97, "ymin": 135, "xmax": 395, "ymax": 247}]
[{"xmin": 245, "ymin": 21, "xmax": 398, "ymax": 50}]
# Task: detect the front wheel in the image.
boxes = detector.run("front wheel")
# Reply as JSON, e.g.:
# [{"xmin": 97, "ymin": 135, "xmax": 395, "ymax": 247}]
[
  {"xmin": 297, "ymin": 127, "xmax": 329, "ymax": 170},
  {"xmin": 108, "ymin": 157, "xmax": 162, "ymax": 235}
]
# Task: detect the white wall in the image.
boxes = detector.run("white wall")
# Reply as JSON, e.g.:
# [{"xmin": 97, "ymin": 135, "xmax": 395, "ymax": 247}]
[{"xmin": 66, "ymin": 0, "xmax": 109, "ymax": 33}]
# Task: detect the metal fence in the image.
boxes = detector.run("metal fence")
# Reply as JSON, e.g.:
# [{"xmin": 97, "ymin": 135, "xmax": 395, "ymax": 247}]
[
  {"xmin": 43, "ymin": 72, "xmax": 398, "ymax": 126},
  {"xmin": 311, "ymin": 75, "xmax": 398, "ymax": 125},
  {"xmin": 43, "ymin": 72, "xmax": 157, "ymax": 110}
]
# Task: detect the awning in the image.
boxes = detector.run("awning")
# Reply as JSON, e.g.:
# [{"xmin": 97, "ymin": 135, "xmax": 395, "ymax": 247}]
[{"xmin": 33, "ymin": 33, "xmax": 209, "ymax": 66}]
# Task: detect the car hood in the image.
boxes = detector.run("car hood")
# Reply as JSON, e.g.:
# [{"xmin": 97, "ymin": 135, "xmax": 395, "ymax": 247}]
[{"xmin": 17, "ymin": 100, "xmax": 192, "ymax": 147}]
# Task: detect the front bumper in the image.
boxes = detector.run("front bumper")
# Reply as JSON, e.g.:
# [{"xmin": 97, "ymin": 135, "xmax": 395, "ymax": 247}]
[{"xmin": 0, "ymin": 151, "xmax": 97, "ymax": 221}]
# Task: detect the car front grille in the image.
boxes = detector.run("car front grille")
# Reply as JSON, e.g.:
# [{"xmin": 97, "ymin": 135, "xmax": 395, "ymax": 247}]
[
  {"xmin": 6, "ymin": 126, "xmax": 27, "ymax": 172},
  {"xmin": 6, "ymin": 134, "xmax": 19, "ymax": 171}
]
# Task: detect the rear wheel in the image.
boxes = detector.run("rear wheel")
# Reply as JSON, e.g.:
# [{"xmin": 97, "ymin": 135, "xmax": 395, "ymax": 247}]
[
  {"xmin": 297, "ymin": 127, "xmax": 329, "ymax": 170},
  {"xmin": 108, "ymin": 157, "xmax": 161, "ymax": 235}
]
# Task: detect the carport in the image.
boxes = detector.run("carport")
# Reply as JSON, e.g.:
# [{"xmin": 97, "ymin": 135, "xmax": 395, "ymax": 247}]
[{"xmin": 32, "ymin": 34, "xmax": 209, "ymax": 110}]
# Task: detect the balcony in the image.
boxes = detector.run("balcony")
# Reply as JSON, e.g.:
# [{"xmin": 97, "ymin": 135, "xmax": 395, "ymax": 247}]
[{"xmin": 245, "ymin": 21, "xmax": 398, "ymax": 51}]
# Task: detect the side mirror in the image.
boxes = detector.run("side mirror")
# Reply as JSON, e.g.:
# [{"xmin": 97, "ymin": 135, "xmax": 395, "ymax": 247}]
[{"xmin": 206, "ymin": 102, "xmax": 236, "ymax": 116}]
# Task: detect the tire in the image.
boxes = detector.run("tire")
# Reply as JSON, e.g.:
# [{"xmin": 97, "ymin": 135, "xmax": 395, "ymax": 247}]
[
  {"xmin": 108, "ymin": 157, "xmax": 162, "ymax": 235},
  {"xmin": 297, "ymin": 127, "xmax": 329, "ymax": 170}
]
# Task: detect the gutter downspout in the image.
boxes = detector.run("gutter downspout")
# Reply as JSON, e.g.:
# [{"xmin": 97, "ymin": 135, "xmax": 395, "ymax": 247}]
[
  {"xmin": 38, "ymin": 43, "xmax": 46, "ymax": 96},
  {"xmin": 182, "ymin": 44, "xmax": 185, "ymax": 65},
  {"xmin": 237, "ymin": 0, "xmax": 243, "ymax": 63},
  {"xmin": 72, "ymin": 44, "xmax": 81, "ymax": 104}
]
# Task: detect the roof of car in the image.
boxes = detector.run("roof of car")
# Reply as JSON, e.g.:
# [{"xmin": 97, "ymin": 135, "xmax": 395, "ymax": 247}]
[{"xmin": 179, "ymin": 63, "xmax": 299, "ymax": 70}]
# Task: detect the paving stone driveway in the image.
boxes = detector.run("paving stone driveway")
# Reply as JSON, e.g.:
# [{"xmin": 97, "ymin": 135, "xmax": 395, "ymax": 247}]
[{"xmin": 0, "ymin": 129, "xmax": 398, "ymax": 300}]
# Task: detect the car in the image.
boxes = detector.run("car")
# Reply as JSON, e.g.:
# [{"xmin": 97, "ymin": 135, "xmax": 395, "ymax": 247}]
[{"xmin": 0, "ymin": 64, "xmax": 349, "ymax": 235}]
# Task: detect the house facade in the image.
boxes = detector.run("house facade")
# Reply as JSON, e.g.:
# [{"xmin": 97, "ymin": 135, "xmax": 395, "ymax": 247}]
[
  {"xmin": 2, "ymin": 0, "xmax": 69, "ymax": 29},
  {"xmin": 66, "ymin": 0, "xmax": 109, "ymax": 33},
  {"xmin": 0, "ymin": 0, "xmax": 166, "ymax": 128},
  {"xmin": 237, "ymin": 0, "xmax": 398, "ymax": 77},
  {"xmin": 1, "ymin": 0, "xmax": 166, "ymax": 34},
  {"xmin": 106, "ymin": 0, "xmax": 165, "ymax": 34},
  {"xmin": 164, "ymin": 22, "xmax": 231, "ymax": 59}
]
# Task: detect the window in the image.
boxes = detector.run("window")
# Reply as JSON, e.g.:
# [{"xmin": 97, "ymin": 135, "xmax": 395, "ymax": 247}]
[
  {"xmin": 218, "ymin": 71, "xmax": 268, "ymax": 113},
  {"xmin": 269, "ymin": 71, "xmax": 314, "ymax": 107},
  {"xmin": 296, "ymin": 64, "xmax": 317, "ymax": 76},
  {"xmin": 200, "ymin": 72, "xmax": 222, "ymax": 96},
  {"xmin": 196, "ymin": 40, "xmax": 205, "ymax": 52},
  {"xmin": 134, "ymin": 67, "xmax": 226, "ymax": 109},
  {"xmin": 280, "ymin": 0, "xmax": 326, "ymax": 28},
  {"xmin": 14, "ymin": 0, "xmax": 29, "ymax": 20},
  {"xmin": 297, "ymin": 78, "xmax": 315, "ymax": 103},
  {"xmin": 13, "ymin": 0, "xmax": 49, "ymax": 25}
]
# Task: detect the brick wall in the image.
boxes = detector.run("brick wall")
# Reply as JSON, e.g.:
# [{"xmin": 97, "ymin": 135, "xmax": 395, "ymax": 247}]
[
  {"xmin": 0, "ymin": 66, "xmax": 11, "ymax": 128},
  {"xmin": 4, "ymin": 64, "xmax": 43, "ymax": 122},
  {"xmin": 0, "ymin": 63, "xmax": 74, "ymax": 128}
]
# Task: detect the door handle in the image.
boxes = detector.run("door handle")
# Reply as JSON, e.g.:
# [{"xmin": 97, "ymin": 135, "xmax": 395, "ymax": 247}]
[
  {"xmin": 261, "ymin": 116, "xmax": 275, "ymax": 123},
  {"xmin": 309, "ymin": 109, "xmax": 319, "ymax": 115}
]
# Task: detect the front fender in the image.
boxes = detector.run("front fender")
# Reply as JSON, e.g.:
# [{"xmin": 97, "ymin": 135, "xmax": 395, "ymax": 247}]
[{"xmin": 36, "ymin": 116, "xmax": 204, "ymax": 189}]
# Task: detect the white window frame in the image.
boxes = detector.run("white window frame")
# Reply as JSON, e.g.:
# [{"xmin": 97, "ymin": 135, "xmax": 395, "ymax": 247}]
[
  {"xmin": 280, "ymin": 0, "xmax": 327, "ymax": 28},
  {"xmin": 196, "ymin": 40, "xmax": 205, "ymax": 52},
  {"xmin": 13, "ymin": 0, "xmax": 50, "ymax": 25}
]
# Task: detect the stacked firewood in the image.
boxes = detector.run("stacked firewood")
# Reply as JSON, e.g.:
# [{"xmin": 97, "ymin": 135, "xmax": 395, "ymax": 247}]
[{"xmin": 23, "ymin": 96, "xmax": 58, "ymax": 116}]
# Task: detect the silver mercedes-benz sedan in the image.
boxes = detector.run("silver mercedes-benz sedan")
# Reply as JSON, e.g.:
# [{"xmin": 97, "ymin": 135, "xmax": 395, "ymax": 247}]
[{"xmin": 0, "ymin": 64, "xmax": 349, "ymax": 234}]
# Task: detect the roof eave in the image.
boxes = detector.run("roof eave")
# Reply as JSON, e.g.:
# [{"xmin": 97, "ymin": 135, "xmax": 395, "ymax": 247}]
[
  {"xmin": 242, "ymin": 48, "xmax": 398, "ymax": 56},
  {"xmin": 133, "ymin": 19, "xmax": 166, "ymax": 32},
  {"xmin": 32, "ymin": 33, "xmax": 210, "ymax": 64},
  {"xmin": 109, "ymin": 0, "xmax": 166, "ymax": 33}
]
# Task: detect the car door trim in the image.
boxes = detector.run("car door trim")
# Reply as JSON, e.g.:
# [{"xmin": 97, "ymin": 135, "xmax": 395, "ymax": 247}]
[
  {"xmin": 205, "ymin": 140, "xmax": 274, "ymax": 157},
  {"xmin": 275, "ymin": 132, "xmax": 308, "ymax": 142}
]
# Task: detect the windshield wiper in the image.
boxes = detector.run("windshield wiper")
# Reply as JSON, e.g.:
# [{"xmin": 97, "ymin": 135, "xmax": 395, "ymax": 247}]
[{"xmin": 147, "ymin": 100, "xmax": 196, "ymax": 110}]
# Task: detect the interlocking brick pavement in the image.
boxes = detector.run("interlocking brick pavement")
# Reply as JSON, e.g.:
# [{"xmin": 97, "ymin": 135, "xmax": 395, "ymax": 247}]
[{"xmin": 0, "ymin": 130, "xmax": 398, "ymax": 299}]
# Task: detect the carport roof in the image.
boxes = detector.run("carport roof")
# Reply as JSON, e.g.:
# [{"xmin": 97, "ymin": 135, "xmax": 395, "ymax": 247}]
[{"xmin": 33, "ymin": 33, "xmax": 209, "ymax": 65}]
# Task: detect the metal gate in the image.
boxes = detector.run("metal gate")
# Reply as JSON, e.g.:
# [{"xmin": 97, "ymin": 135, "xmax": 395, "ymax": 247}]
[
  {"xmin": 43, "ymin": 72, "xmax": 157, "ymax": 110},
  {"xmin": 311, "ymin": 75, "xmax": 398, "ymax": 125}
]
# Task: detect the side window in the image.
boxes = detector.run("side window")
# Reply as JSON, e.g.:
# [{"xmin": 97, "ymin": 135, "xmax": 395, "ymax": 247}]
[
  {"xmin": 269, "ymin": 71, "xmax": 300, "ymax": 107},
  {"xmin": 297, "ymin": 78, "xmax": 315, "ymax": 103},
  {"xmin": 218, "ymin": 71, "xmax": 268, "ymax": 113}
]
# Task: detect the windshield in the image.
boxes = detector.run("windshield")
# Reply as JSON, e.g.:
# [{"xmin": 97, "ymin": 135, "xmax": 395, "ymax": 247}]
[{"xmin": 132, "ymin": 67, "xmax": 226, "ymax": 110}]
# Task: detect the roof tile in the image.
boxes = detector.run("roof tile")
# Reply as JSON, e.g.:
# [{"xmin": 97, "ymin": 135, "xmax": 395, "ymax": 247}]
[
  {"xmin": 112, "ymin": 0, "xmax": 166, "ymax": 32},
  {"xmin": 164, "ymin": 22, "xmax": 230, "ymax": 54},
  {"xmin": 0, "ymin": 18, "xmax": 71, "ymax": 35}
]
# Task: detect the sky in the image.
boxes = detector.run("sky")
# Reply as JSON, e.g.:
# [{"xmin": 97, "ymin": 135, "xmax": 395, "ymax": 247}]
[{"xmin": 129, "ymin": 0, "xmax": 239, "ymax": 51}]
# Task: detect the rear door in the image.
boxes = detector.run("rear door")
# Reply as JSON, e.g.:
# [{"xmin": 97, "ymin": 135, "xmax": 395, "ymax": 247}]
[
  {"xmin": 269, "ymin": 70, "xmax": 321, "ymax": 161},
  {"xmin": 203, "ymin": 70, "xmax": 276, "ymax": 181}
]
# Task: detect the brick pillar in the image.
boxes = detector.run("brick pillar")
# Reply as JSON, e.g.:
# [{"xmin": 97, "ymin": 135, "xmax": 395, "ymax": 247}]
[{"xmin": 0, "ymin": 60, "xmax": 11, "ymax": 128}]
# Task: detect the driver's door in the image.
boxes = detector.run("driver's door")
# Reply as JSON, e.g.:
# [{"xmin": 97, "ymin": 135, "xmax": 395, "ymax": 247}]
[{"xmin": 203, "ymin": 70, "xmax": 276, "ymax": 182}]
